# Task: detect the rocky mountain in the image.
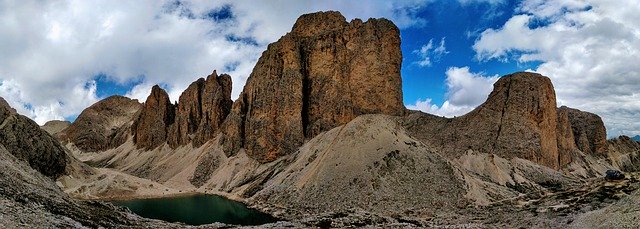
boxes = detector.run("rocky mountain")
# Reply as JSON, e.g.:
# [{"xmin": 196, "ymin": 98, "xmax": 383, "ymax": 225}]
[
  {"xmin": 402, "ymin": 72, "xmax": 602, "ymax": 170},
  {"xmin": 41, "ymin": 120, "xmax": 71, "ymax": 136},
  {"xmin": 0, "ymin": 97, "xmax": 182, "ymax": 227},
  {"xmin": 132, "ymin": 85, "xmax": 176, "ymax": 150},
  {"xmin": 132, "ymin": 71, "xmax": 232, "ymax": 150},
  {"xmin": 26, "ymin": 11, "xmax": 640, "ymax": 228},
  {"xmin": 220, "ymin": 11, "xmax": 405, "ymax": 162},
  {"xmin": 0, "ymin": 97, "xmax": 68, "ymax": 178},
  {"xmin": 62, "ymin": 95, "xmax": 142, "ymax": 152},
  {"xmin": 168, "ymin": 71, "xmax": 232, "ymax": 148},
  {"xmin": 633, "ymin": 135, "xmax": 640, "ymax": 141}
]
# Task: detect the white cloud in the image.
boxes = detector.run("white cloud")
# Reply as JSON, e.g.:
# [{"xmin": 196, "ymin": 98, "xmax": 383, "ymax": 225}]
[
  {"xmin": 413, "ymin": 37, "xmax": 449, "ymax": 67},
  {"xmin": 472, "ymin": 0, "xmax": 640, "ymax": 137},
  {"xmin": 0, "ymin": 0, "xmax": 429, "ymax": 125},
  {"xmin": 407, "ymin": 67, "xmax": 499, "ymax": 117}
]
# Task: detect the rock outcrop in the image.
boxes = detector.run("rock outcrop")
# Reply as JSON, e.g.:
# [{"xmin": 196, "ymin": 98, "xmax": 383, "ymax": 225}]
[
  {"xmin": 132, "ymin": 85, "xmax": 176, "ymax": 150},
  {"xmin": 0, "ymin": 97, "xmax": 68, "ymax": 178},
  {"xmin": 404, "ymin": 72, "xmax": 616, "ymax": 171},
  {"xmin": 63, "ymin": 96, "xmax": 142, "ymax": 152},
  {"xmin": 607, "ymin": 136, "xmax": 640, "ymax": 171},
  {"xmin": 559, "ymin": 106, "xmax": 608, "ymax": 156},
  {"xmin": 404, "ymin": 72, "xmax": 567, "ymax": 169},
  {"xmin": 41, "ymin": 120, "xmax": 71, "ymax": 136},
  {"xmin": 221, "ymin": 11, "xmax": 405, "ymax": 162},
  {"xmin": 168, "ymin": 71, "xmax": 233, "ymax": 148}
]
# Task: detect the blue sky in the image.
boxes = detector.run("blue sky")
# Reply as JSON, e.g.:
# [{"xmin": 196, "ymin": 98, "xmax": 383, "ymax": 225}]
[{"xmin": 1, "ymin": 0, "xmax": 639, "ymax": 137}]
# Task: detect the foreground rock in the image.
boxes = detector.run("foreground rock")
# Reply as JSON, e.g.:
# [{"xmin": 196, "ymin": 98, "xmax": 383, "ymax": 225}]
[
  {"xmin": 221, "ymin": 11, "xmax": 405, "ymax": 162},
  {"xmin": 0, "ymin": 98, "xmax": 68, "ymax": 178}
]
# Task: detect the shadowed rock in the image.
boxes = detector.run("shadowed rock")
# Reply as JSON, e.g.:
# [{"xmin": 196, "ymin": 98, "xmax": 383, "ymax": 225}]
[{"xmin": 0, "ymin": 97, "xmax": 67, "ymax": 178}]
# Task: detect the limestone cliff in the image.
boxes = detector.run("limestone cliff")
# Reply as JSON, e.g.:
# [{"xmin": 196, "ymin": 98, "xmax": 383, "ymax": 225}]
[
  {"xmin": 132, "ymin": 85, "xmax": 176, "ymax": 150},
  {"xmin": 168, "ymin": 71, "xmax": 232, "ymax": 148},
  {"xmin": 221, "ymin": 11, "xmax": 405, "ymax": 162}
]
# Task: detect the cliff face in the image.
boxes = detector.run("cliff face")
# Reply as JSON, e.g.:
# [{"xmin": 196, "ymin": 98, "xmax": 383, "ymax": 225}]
[
  {"xmin": 132, "ymin": 85, "xmax": 176, "ymax": 150},
  {"xmin": 221, "ymin": 11, "xmax": 405, "ymax": 162},
  {"xmin": 404, "ymin": 72, "xmax": 607, "ymax": 170},
  {"xmin": 63, "ymin": 96, "xmax": 142, "ymax": 152},
  {"xmin": 0, "ymin": 97, "xmax": 68, "ymax": 178},
  {"xmin": 168, "ymin": 71, "xmax": 233, "ymax": 148}
]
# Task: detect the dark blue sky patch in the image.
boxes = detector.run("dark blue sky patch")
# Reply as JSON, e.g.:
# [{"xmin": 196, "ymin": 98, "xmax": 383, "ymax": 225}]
[
  {"xmin": 224, "ymin": 61, "xmax": 240, "ymax": 72},
  {"xmin": 399, "ymin": 0, "xmax": 528, "ymax": 106},
  {"xmin": 225, "ymin": 35, "xmax": 258, "ymax": 46},
  {"xmin": 204, "ymin": 4, "xmax": 234, "ymax": 22},
  {"xmin": 93, "ymin": 74, "xmax": 143, "ymax": 99}
]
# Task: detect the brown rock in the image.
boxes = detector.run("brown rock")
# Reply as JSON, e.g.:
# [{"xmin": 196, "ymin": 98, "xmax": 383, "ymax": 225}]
[
  {"xmin": 556, "ymin": 108, "xmax": 578, "ymax": 166},
  {"xmin": 41, "ymin": 120, "xmax": 71, "ymax": 136},
  {"xmin": 132, "ymin": 86, "xmax": 176, "ymax": 150},
  {"xmin": 559, "ymin": 106, "xmax": 608, "ymax": 156},
  {"xmin": 221, "ymin": 11, "xmax": 405, "ymax": 162},
  {"xmin": 64, "ymin": 96, "xmax": 142, "ymax": 152},
  {"xmin": 404, "ymin": 72, "xmax": 564, "ymax": 169},
  {"xmin": 168, "ymin": 71, "xmax": 232, "ymax": 148},
  {"xmin": 0, "ymin": 97, "xmax": 68, "ymax": 178}
]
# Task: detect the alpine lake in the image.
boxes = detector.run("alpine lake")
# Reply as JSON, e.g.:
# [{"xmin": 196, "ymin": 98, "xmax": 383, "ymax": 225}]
[{"xmin": 111, "ymin": 194, "xmax": 278, "ymax": 226}]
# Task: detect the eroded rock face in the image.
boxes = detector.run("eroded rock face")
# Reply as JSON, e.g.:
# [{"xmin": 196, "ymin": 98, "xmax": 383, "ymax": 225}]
[
  {"xmin": 168, "ymin": 71, "xmax": 232, "ymax": 148},
  {"xmin": 404, "ymin": 72, "xmax": 566, "ymax": 169},
  {"xmin": 559, "ymin": 106, "xmax": 608, "ymax": 156},
  {"xmin": 63, "ymin": 96, "xmax": 142, "ymax": 152},
  {"xmin": 221, "ymin": 11, "xmax": 405, "ymax": 162},
  {"xmin": 0, "ymin": 97, "xmax": 67, "ymax": 178},
  {"xmin": 132, "ymin": 86, "xmax": 176, "ymax": 150}
]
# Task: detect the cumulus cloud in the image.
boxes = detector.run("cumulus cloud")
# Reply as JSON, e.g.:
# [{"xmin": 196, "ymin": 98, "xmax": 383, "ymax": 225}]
[
  {"xmin": 473, "ymin": 0, "xmax": 640, "ymax": 137},
  {"xmin": 407, "ymin": 67, "xmax": 499, "ymax": 117},
  {"xmin": 0, "ymin": 0, "xmax": 429, "ymax": 125},
  {"xmin": 413, "ymin": 37, "xmax": 449, "ymax": 67}
]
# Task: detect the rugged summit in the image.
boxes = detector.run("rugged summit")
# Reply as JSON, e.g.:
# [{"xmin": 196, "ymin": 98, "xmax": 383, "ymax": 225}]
[
  {"xmin": 132, "ymin": 85, "xmax": 176, "ymax": 150},
  {"xmin": 168, "ymin": 71, "xmax": 232, "ymax": 148},
  {"xmin": 63, "ymin": 96, "xmax": 142, "ymax": 152},
  {"xmin": 0, "ymin": 97, "xmax": 68, "ymax": 178},
  {"xmin": 404, "ymin": 72, "xmax": 604, "ymax": 170},
  {"xmin": 130, "ymin": 71, "xmax": 232, "ymax": 150},
  {"xmin": 221, "ymin": 11, "xmax": 405, "ymax": 162}
]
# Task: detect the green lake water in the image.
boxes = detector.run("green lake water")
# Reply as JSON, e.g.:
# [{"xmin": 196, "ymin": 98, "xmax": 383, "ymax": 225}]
[{"xmin": 111, "ymin": 195, "xmax": 278, "ymax": 226}]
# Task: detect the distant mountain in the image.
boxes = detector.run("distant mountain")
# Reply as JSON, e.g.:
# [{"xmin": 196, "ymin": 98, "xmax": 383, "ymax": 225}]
[{"xmin": 633, "ymin": 135, "xmax": 640, "ymax": 141}]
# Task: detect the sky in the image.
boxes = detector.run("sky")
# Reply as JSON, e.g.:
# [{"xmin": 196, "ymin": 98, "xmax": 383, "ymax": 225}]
[{"xmin": 0, "ymin": 0, "xmax": 639, "ymax": 137}]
